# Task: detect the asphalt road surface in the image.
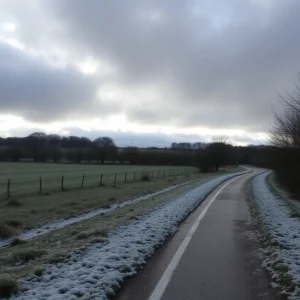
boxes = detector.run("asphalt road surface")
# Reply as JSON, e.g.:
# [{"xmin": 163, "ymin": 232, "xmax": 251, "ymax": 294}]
[{"xmin": 116, "ymin": 169, "xmax": 285, "ymax": 300}]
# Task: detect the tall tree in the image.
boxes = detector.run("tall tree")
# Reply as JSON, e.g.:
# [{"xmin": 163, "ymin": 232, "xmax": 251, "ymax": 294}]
[
  {"xmin": 26, "ymin": 132, "xmax": 47, "ymax": 162},
  {"xmin": 94, "ymin": 137, "xmax": 116, "ymax": 164}
]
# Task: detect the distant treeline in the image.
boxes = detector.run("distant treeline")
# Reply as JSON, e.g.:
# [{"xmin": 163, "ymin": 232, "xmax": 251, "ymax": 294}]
[{"xmin": 0, "ymin": 132, "xmax": 274, "ymax": 173}]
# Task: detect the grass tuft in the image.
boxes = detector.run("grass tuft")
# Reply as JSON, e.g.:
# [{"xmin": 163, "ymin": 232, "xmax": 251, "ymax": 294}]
[
  {"xmin": 75, "ymin": 228, "xmax": 107, "ymax": 240},
  {"xmin": 48, "ymin": 251, "xmax": 70, "ymax": 264},
  {"xmin": 9, "ymin": 238, "xmax": 26, "ymax": 247},
  {"xmin": 0, "ymin": 274, "xmax": 18, "ymax": 298},
  {"xmin": 11, "ymin": 248, "xmax": 47, "ymax": 263},
  {"xmin": 4, "ymin": 220, "xmax": 22, "ymax": 228},
  {"xmin": 141, "ymin": 172, "xmax": 151, "ymax": 181},
  {"xmin": 5, "ymin": 200, "xmax": 22, "ymax": 207},
  {"xmin": 33, "ymin": 267, "xmax": 44, "ymax": 277},
  {"xmin": 0, "ymin": 222, "xmax": 15, "ymax": 238}
]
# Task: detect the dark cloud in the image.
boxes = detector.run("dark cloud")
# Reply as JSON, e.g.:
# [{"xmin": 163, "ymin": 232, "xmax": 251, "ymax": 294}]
[
  {"xmin": 1, "ymin": 0, "xmax": 300, "ymax": 137},
  {"xmin": 0, "ymin": 43, "xmax": 101, "ymax": 121},
  {"xmin": 46, "ymin": 0, "xmax": 300, "ymax": 129}
]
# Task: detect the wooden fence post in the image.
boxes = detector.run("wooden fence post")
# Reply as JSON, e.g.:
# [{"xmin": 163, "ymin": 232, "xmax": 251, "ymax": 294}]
[
  {"xmin": 125, "ymin": 172, "xmax": 127, "ymax": 183},
  {"xmin": 81, "ymin": 174, "xmax": 85, "ymax": 188},
  {"xmin": 7, "ymin": 179, "xmax": 10, "ymax": 199},
  {"xmin": 113, "ymin": 173, "xmax": 117, "ymax": 186},
  {"xmin": 158, "ymin": 170, "xmax": 160, "ymax": 178},
  {"xmin": 61, "ymin": 175, "xmax": 64, "ymax": 191},
  {"xmin": 39, "ymin": 177, "xmax": 42, "ymax": 194},
  {"xmin": 133, "ymin": 172, "xmax": 136, "ymax": 181},
  {"xmin": 99, "ymin": 174, "xmax": 103, "ymax": 186}
]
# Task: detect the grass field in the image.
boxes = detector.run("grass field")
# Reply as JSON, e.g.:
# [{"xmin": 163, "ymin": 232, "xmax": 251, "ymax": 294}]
[
  {"xmin": 0, "ymin": 165, "xmax": 245, "ymax": 294},
  {"xmin": 0, "ymin": 165, "xmax": 244, "ymax": 231},
  {"xmin": 0, "ymin": 162, "xmax": 196, "ymax": 198}
]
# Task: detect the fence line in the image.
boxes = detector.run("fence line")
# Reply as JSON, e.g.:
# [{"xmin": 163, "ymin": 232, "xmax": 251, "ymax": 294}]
[{"xmin": 2, "ymin": 167, "xmax": 198, "ymax": 199}]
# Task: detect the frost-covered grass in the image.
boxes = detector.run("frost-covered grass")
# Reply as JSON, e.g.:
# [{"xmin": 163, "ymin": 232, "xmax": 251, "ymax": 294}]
[
  {"xmin": 0, "ymin": 168, "xmax": 245, "ymax": 249},
  {"xmin": 0, "ymin": 173, "xmax": 207, "ymax": 232},
  {"xmin": 250, "ymin": 172, "xmax": 300, "ymax": 299},
  {"xmin": 266, "ymin": 173, "xmax": 300, "ymax": 220},
  {"xmin": 6, "ymin": 171, "xmax": 246, "ymax": 299},
  {"xmin": 0, "ymin": 175, "xmax": 215, "ymax": 249},
  {"xmin": 0, "ymin": 170, "xmax": 241, "ymax": 282},
  {"xmin": 0, "ymin": 166, "xmax": 245, "ymax": 233}
]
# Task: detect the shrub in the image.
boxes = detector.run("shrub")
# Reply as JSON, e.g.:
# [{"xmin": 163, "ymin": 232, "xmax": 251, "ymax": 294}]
[{"xmin": 0, "ymin": 275, "xmax": 17, "ymax": 298}]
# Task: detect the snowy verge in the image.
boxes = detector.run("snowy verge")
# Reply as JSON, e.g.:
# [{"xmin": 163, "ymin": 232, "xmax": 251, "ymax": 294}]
[
  {"xmin": 250, "ymin": 172, "xmax": 300, "ymax": 300},
  {"xmin": 8, "ymin": 171, "xmax": 247, "ymax": 300},
  {"xmin": 0, "ymin": 177, "xmax": 207, "ymax": 249}
]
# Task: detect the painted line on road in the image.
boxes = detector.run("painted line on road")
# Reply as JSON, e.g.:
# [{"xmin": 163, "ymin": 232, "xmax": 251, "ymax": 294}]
[{"xmin": 148, "ymin": 174, "xmax": 244, "ymax": 300}]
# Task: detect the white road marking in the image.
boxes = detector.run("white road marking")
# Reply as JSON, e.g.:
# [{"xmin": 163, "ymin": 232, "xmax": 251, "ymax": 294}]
[{"xmin": 148, "ymin": 175, "xmax": 243, "ymax": 300}]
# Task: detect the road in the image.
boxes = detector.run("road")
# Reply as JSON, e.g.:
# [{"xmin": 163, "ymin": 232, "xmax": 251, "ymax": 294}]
[{"xmin": 115, "ymin": 169, "xmax": 285, "ymax": 300}]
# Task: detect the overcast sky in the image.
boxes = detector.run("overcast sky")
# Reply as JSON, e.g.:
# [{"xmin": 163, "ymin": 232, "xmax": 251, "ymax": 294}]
[{"xmin": 1, "ymin": 0, "xmax": 299, "ymax": 146}]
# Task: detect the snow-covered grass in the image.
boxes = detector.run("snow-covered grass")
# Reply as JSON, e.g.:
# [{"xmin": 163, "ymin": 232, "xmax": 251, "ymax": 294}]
[
  {"xmin": 0, "ymin": 176, "xmax": 212, "ymax": 249},
  {"xmin": 0, "ymin": 172, "xmax": 236, "ymax": 282},
  {"xmin": 266, "ymin": 173, "xmax": 300, "ymax": 220},
  {"xmin": 250, "ymin": 171, "xmax": 300, "ymax": 299},
  {"xmin": 6, "ymin": 171, "xmax": 246, "ymax": 300}
]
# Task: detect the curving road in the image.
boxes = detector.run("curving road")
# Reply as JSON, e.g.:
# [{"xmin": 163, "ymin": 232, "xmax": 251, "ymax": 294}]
[{"xmin": 115, "ymin": 169, "xmax": 286, "ymax": 300}]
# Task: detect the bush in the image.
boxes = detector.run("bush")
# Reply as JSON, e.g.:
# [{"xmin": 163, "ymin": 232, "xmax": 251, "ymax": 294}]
[{"xmin": 0, "ymin": 275, "xmax": 17, "ymax": 298}]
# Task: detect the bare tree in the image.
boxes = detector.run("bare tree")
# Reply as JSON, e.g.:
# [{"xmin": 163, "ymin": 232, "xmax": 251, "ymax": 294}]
[
  {"xmin": 192, "ymin": 142, "xmax": 206, "ymax": 150},
  {"xmin": 212, "ymin": 136, "xmax": 228, "ymax": 144},
  {"xmin": 27, "ymin": 132, "xmax": 47, "ymax": 161},
  {"xmin": 94, "ymin": 137, "xmax": 116, "ymax": 164},
  {"xmin": 268, "ymin": 75, "xmax": 300, "ymax": 149}
]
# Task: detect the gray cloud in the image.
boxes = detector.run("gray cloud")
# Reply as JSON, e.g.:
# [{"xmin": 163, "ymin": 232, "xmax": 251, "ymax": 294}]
[
  {"xmin": 1, "ymin": 0, "xmax": 300, "ymax": 137},
  {"xmin": 47, "ymin": 0, "xmax": 300, "ymax": 128},
  {"xmin": 0, "ymin": 43, "xmax": 101, "ymax": 121}
]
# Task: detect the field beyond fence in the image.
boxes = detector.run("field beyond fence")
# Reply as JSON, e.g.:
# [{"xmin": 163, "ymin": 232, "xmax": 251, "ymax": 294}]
[{"xmin": 0, "ymin": 163, "xmax": 197, "ymax": 199}]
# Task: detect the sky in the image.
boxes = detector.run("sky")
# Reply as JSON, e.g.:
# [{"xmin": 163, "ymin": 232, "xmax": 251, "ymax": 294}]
[{"xmin": 1, "ymin": 0, "xmax": 300, "ymax": 147}]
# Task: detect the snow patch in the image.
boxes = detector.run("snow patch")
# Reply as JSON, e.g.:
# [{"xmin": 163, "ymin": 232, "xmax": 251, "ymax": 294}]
[{"xmin": 251, "ymin": 172, "xmax": 300, "ymax": 299}]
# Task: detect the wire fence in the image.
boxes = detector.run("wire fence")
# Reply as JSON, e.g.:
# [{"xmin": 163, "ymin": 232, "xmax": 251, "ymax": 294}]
[{"xmin": 1, "ymin": 167, "xmax": 198, "ymax": 199}]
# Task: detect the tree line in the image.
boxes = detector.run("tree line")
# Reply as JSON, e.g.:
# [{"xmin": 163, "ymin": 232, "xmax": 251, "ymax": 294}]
[{"xmin": 0, "ymin": 132, "xmax": 266, "ymax": 170}]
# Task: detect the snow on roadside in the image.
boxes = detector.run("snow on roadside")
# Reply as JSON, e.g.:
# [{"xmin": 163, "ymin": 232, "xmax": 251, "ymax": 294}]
[
  {"xmin": 251, "ymin": 172, "xmax": 300, "ymax": 299},
  {"xmin": 0, "ymin": 177, "xmax": 205, "ymax": 249},
  {"xmin": 8, "ymin": 171, "xmax": 246, "ymax": 300}
]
